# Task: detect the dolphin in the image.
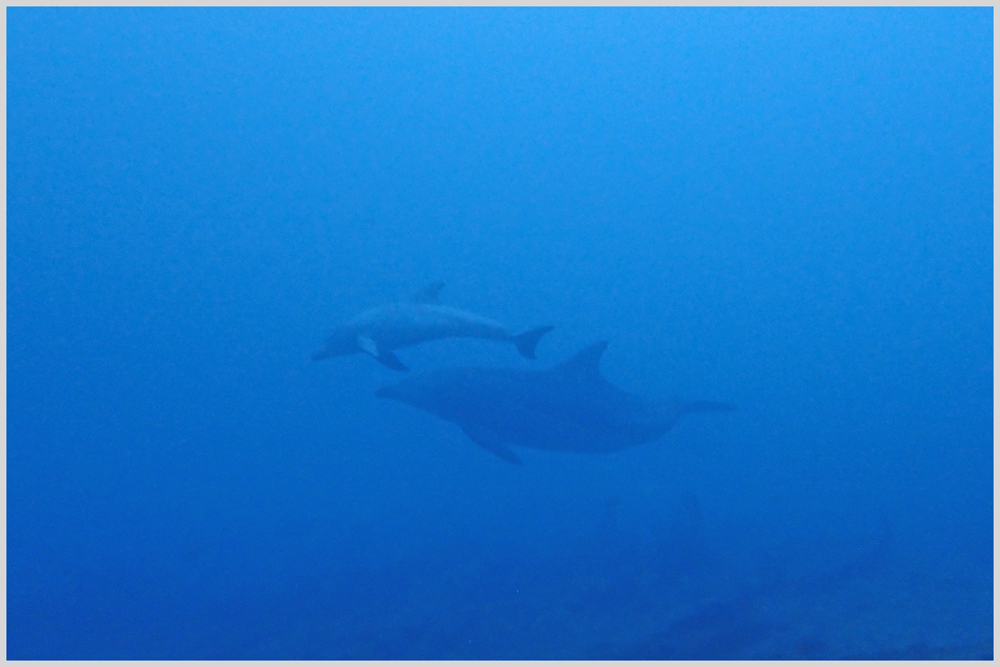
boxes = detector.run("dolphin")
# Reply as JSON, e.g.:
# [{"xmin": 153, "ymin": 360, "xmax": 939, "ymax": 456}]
[
  {"xmin": 375, "ymin": 341, "xmax": 736, "ymax": 464},
  {"xmin": 312, "ymin": 283, "xmax": 554, "ymax": 372}
]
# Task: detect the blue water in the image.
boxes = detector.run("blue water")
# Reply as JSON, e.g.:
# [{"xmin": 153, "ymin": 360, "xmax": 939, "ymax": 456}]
[{"xmin": 7, "ymin": 8, "xmax": 992, "ymax": 659}]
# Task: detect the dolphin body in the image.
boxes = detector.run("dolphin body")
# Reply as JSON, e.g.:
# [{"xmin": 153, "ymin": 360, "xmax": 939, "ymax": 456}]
[
  {"xmin": 375, "ymin": 341, "xmax": 736, "ymax": 464},
  {"xmin": 312, "ymin": 283, "xmax": 554, "ymax": 372}
]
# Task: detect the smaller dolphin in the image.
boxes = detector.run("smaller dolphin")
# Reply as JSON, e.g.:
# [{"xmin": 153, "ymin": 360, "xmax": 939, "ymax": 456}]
[{"xmin": 312, "ymin": 283, "xmax": 554, "ymax": 372}]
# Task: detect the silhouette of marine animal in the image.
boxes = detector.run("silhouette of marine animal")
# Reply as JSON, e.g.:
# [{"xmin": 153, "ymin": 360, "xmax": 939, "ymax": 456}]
[
  {"xmin": 375, "ymin": 341, "xmax": 736, "ymax": 463},
  {"xmin": 312, "ymin": 282, "xmax": 554, "ymax": 371}
]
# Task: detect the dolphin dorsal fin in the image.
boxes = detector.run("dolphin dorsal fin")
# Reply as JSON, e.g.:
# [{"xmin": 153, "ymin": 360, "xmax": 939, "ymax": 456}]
[
  {"xmin": 554, "ymin": 341, "xmax": 609, "ymax": 379},
  {"xmin": 412, "ymin": 282, "xmax": 445, "ymax": 304}
]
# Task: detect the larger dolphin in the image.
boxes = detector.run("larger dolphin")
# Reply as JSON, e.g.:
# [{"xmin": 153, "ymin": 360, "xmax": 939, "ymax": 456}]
[
  {"xmin": 375, "ymin": 341, "xmax": 736, "ymax": 464},
  {"xmin": 312, "ymin": 283, "xmax": 554, "ymax": 371}
]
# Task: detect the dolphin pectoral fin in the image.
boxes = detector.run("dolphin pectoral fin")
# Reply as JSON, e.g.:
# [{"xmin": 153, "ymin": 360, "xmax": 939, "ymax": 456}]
[
  {"xmin": 411, "ymin": 282, "xmax": 445, "ymax": 304},
  {"xmin": 356, "ymin": 335, "xmax": 380, "ymax": 357},
  {"xmin": 512, "ymin": 325, "xmax": 555, "ymax": 359},
  {"xmin": 460, "ymin": 425, "xmax": 523, "ymax": 465},
  {"xmin": 374, "ymin": 350, "xmax": 409, "ymax": 372}
]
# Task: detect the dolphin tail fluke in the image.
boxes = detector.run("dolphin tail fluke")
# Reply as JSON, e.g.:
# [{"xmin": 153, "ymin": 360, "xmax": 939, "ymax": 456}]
[{"xmin": 512, "ymin": 325, "xmax": 555, "ymax": 359}]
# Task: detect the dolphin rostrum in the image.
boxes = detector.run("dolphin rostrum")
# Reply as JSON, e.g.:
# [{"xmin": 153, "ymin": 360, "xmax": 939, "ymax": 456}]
[
  {"xmin": 375, "ymin": 341, "xmax": 736, "ymax": 463},
  {"xmin": 312, "ymin": 283, "xmax": 554, "ymax": 372}
]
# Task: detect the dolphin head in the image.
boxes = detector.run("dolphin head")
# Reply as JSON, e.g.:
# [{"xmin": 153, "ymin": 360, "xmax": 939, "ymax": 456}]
[
  {"xmin": 311, "ymin": 326, "xmax": 357, "ymax": 361},
  {"xmin": 374, "ymin": 369, "xmax": 467, "ymax": 419}
]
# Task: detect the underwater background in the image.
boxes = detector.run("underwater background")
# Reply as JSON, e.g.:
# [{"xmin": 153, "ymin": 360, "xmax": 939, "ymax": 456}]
[{"xmin": 7, "ymin": 7, "xmax": 992, "ymax": 659}]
